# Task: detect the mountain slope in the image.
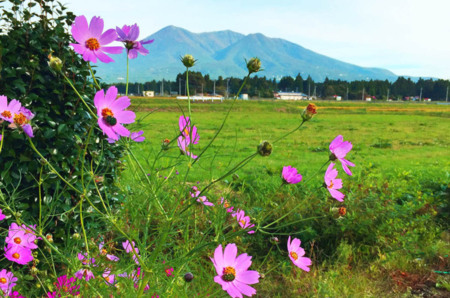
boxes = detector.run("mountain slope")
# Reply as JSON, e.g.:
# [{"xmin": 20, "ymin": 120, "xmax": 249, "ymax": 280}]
[{"xmin": 94, "ymin": 26, "xmax": 397, "ymax": 83}]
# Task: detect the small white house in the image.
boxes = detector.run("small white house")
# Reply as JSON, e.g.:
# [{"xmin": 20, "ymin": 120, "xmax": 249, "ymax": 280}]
[
  {"xmin": 274, "ymin": 92, "xmax": 308, "ymax": 100},
  {"xmin": 240, "ymin": 94, "xmax": 249, "ymax": 100}
]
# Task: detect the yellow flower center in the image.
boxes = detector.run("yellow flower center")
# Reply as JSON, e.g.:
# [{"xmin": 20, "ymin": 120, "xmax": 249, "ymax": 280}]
[
  {"xmin": 184, "ymin": 128, "xmax": 190, "ymax": 137},
  {"xmin": 290, "ymin": 251, "xmax": 298, "ymax": 260},
  {"xmin": 12, "ymin": 252, "xmax": 20, "ymax": 259},
  {"xmin": 85, "ymin": 38, "xmax": 100, "ymax": 51},
  {"xmin": 101, "ymin": 248, "xmax": 107, "ymax": 255},
  {"xmin": 13, "ymin": 113, "xmax": 27, "ymax": 126},
  {"xmin": 62, "ymin": 286, "xmax": 68, "ymax": 292},
  {"xmin": 328, "ymin": 181, "xmax": 334, "ymax": 189},
  {"xmin": 239, "ymin": 219, "xmax": 246, "ymax": 226},
  {"xmin": 101, "ymin": 108, "xmax": 114, "ymax": 118},
  {"xmin": 1, "ymin": 110, "xmax": 11, "ymax": 118},
  {"xmin": 222, "ymin": 266, "xmax": 236, "ymax": 282},
  {"xmin": 14, "ymin": 237, "xmax": 21, "ymax": 244},
  {"xmin": 0, "ymin": 278, "xmax": 6, "ymax": 284}
]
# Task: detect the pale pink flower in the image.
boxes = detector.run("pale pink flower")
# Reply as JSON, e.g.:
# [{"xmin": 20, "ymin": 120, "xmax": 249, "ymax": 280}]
[
  {"xmin": 287, "ymin": 236, "xmax": 312, "ymax": 272},
  {"xmin": 99, "ymin": 242, "xmax": 119, "ymax": 262},
  {"xmin": 281, "ymin": 166, "xmax": 302, "ymax": 184},
  {"xmin": 75, "ymin": 269, "xmax": 95, "ymax": 281},
  {"xmin": 0, "ymin": 95, "xmax": 21, "ymax": 123},
  {"xmin": 211, "ymin": 243, "xmax": 260, "ymax": 298},
  {"xmin": 329, "ymin": 135, "xmax": 355, "ymax": 176},
  {"xmin": 232, "ymin": 210, "xmax": 255, "ymax": 234},
  {"xmin": 190, "ymin": 186, "xmax": 214, "ymax": 206},
  {"xmin": 324, "ymin": 162, "xmax": 345, "ymax": 202},
  {"xmin": 0, "ymin": 209, "xmax": 5, "ymax": 221}
]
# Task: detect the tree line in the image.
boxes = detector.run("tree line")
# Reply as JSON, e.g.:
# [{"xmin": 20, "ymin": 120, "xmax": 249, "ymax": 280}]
[{"xmin": 112, "ymin": 72, "xmax": 450, "ymax": 101}]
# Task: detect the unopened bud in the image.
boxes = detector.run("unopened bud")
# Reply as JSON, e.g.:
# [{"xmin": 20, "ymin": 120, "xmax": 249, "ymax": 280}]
[
  {"xmin": 72, "ymin": 233, "xmax": 80, "ymax": 240},
  {"xmin": 46, "ymin": 233, "xmax": 53, "ymax": 243},
  {"xmin": 180, "ymin": 54, "xmax": 196, "ymax": 68},
  {"xmin": 30, "ymin": 266, "xmax": 39, "ymax": 275},
  {"xmin": 270, "ymin": 237, "xmax": 279, "ymax": 244},
  {"xmin": 161, "ymin": 138, "xmax": 170, "ymax": 150},
  {"xmin": 257, "ymin": 140, "xmax": 272, "ymax": 157},
  {"xmin": 184, "ymin": 272, "xmax": 194, "ymax": 282},
  {"xmin": 48, "ymin": 55, "xmax": 63, "ymax": 72},
  {"xmin": 338, "ymin": 207, "xmax": 346, "ymax": 216},
  {"xmin": 246, "ymin": 57, "xmax": 261, "ymax": 74},
  {"xmin": 301, "ymin": 103, "xmax": 317, "ymax": 121}
]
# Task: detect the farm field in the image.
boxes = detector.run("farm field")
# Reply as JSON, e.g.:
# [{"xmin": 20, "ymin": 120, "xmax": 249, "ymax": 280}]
[{"xmin": 122, "ymin": 98, "xmax": 449, "ymax": 297}]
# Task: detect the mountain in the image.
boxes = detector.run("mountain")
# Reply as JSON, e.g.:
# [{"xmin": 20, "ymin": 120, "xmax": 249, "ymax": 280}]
[{"xmin": 94, "ymin": 25, "xmax": 398, "ymax": 83}]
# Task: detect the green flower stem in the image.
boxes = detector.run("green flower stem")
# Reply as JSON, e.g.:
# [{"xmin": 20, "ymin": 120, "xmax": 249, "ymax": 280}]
[
  {"xmin": 186, "ymin": 67, "xmax": 190, "ymax": 117},
  {"xmin": 259, "ymin": 245, "xmax": 274, "ymax": 269},
  {"xmin": 191, "ymin": 74, "xmax": 250, "ymax": 166},
  {"xmin": 80, "ymin": 126, "xmax": 93, "ymax": 189},
  {"xmin": 273, "ymin": 120, "xmax": 305, "ymax": 144},
  {"xmin": 263, "ymin": 215, "xmax": 326, "ymax": 230},
  {"xmin": 79, "ymin": 195, "xmax": 90, "ymax": 257},
  {"xmin": 61, "ymin": 72, "xmax": 97, "ymax": 119},
  {"xmin": 28, "ymin": 137, "xmax": 82, "ymax": 194},
  {"xmin": 88, "ymin": 63, "xmax": 101, "ymax": 90},
  {"xmin": 126, "ymin": 55, "xmax": 130, "ymax": 96},
  {"xmin": 0, "ymin": 126, "xmax": 5, "ymax": 153},
  {"xmin": 38, "ymin": 166, "xmax": 43, "ymax": 233}
]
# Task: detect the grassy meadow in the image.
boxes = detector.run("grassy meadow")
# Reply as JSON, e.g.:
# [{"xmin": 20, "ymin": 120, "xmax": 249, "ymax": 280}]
[{"xmin": 120, "ymin": 98, "xmax": 449, "ymax": 297}]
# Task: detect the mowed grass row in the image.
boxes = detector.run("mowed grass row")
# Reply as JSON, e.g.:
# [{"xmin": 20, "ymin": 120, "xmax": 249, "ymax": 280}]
[{"xmin": 128, "ymin": 98, "xmax": 449, "ymax": 183}]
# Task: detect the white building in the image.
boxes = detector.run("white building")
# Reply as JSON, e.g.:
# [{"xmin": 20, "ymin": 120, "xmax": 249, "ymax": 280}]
[
  {"xmin": 143, "ymin": 91, "xmax": 154, "ymax": 97},
  {"xmin": 274, "ymin": 92, "xmax": 308, "ymax": 100}
]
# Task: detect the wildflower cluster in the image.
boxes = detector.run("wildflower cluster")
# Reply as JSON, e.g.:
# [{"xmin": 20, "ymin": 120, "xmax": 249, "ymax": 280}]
[{"xmin": 0, "ymin": 96, "xmax": 35, "ymax": 138}]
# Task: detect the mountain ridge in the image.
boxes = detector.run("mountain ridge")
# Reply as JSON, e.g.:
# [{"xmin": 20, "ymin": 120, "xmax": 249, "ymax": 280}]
[{"xmin": 94, "ymin": 25, "xmax": 399, "ymax": 83}]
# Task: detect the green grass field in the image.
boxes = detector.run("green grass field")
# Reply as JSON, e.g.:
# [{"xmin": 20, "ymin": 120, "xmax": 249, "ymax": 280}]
[{"xmin": 120, "ymin": 98, "xmax": 449, "ymax": 297}]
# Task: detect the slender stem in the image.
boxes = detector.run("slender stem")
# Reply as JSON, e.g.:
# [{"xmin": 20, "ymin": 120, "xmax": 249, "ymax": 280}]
[
  {"xmin": 61, "ymin": 72, "xmax": 97, "ymax": 119},
  {"xmin": 186, "ymin": 67, "xmax": 190, "ymax": 117},
  {"xmin": 263, "ymin": 215, "xmax": 326, "ymax": 230},
  {"xmin": 88, "ymin": 63, "xmax": 101, "ymax": 90},
  {"xmin": 259, "ymin": 245, "xmax": 274, "ymax": 269},
  {"xmin": 126, "ymin": 55, "xmax": 130, "ymax": 96},
  {"xmin": 38, "ymin": 166, "xmax": 43, "ymax": 233},
  {"xmin": 192, "ymin": 74, "xmax": 250, "ymax": 165},
  {"xmin": 28, "ymin": 137, "xmax": 82, "ymax": 194},
  {"xmin": 0, "ymin": 126, "xmax": 5, "ymax": 153},
  {"xmin": 79, "ymin": 196, "xmax": 90, "ymax": 257},
  {"xmin": 273, "ymin": 120, "xmax": 305, "ymax": 144}
]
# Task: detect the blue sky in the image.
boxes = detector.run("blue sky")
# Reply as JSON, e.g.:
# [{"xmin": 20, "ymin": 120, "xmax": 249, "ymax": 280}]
[{"xmin": 65, "ymin": 0, "xmax": 450, "ymax": 79}]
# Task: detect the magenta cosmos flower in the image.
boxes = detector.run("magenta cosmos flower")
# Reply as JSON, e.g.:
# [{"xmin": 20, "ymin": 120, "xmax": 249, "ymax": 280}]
[
  {"xmin": 178, "ymin": 136, "xmax": 198, "ymax": 159},
  {"xmin": 9, "ymin": 107, "xmax": 35, "ymax": 138},
  {"xmin": 0, "ymin": 95, "xmax": 21, "ymax": 123},
  {"xmin": 0, "ymin": 209, "xmax": 5, "ymax": 221},
  {"xmin": 116, "ymin": 24, "xmax": 154, "ymax": 59},
  {"xmin": 99, "ymin": 242, "xmax": 119, "ymax": 262},
  {"xmin": 211, "ymin": 243, "xmax": 260, "ymax": 298},
  {"xmin": 190, "ymin": 186, "xmax": 214, "ymax": 206},
  {"xmin": 329, "ymin": 135, "xmax": 355, "ymax": 176},
  {"xmin": 5, "ymin": 229, "xmax": 38, "ymax": 250},
  {"xmin": 130, "ymin": 130, "xmax": 145, "ymax": 142},
  {"xmin": 179, "ymin": 116, "xmax": 199, "ymax": 144},
  {"xmin": 287, "ymin": 236, "xmax": 312, "ymax": 272},
  {"xmin": 282, "ymin": 166, "xmax": 302, "ymax": 184},
  {"xmin": 70, "ymin": 15, "xmax": 122, "ymax": 63},
  {"xmin": 4, "ymin": 244, "xmax": 33, "ymax": 265},
  {"xmin": 232, "ymin": 210, "xmax": 255, "ymax": 234},
  {"xmin": 94, "ymin": 86, "xmax": 136, "ymax": 141},
  {"xmin": 49, "ymin": 275, "xmax": 80, "ymax": 296},
  {"xmin": 324, "ymin": 162, "xmax": 345, "ymax": 202},
  {"xmin": 122, "ymin": 240, "xmax": 140, "ymax": 264},
  {"xmin": 0, "ymin": 269, "xmax": 17, "ymax": 296}
]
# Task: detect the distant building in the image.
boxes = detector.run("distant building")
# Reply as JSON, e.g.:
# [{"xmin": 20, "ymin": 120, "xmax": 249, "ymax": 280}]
[
  {"xmin": 333, "ymin": 95, "xmax": 342, "ymax": 101},
  {"xmin": 365, "ymin": 97, "xmax": 372, "ymax": 101},
  {"xmin": 143, "ymin": 91, "xmax": 154, "ymax": 97},
  {"xmin": 177, "ymin": 95, "xmax": 224, "ymax": 102},
  {"xmin": 274, "ymin": 92, "xmax": 308, "ymax": 100},
  {"xmin": 240, "ymin": 93, "xmax": 249, "ymax": 100}
]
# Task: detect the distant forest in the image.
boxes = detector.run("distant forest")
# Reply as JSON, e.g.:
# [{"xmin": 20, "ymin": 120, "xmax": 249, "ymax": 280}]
[{"xmin": 112, "ymin": 72, "xmax": 450, "ymax": 101}]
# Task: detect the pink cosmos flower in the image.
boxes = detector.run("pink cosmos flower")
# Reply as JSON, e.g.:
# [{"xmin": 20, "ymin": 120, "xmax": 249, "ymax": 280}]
[
  {"xmin": 77, "ymin": 252, "xmax": 96, "ymax": 266},
  {"xmin": 287, "ymin": 236, "xmax": 312, "ymax": 272},
  {"xmin": 232, "ymin": 210, "xmax": 255, "ymax": 234},
  {"xmin": 177, "ymin": 136, "xmax": 198, "ymax": 159},
  {"xmin": 70, "ymin": 15, "xmax": 123, "ymax": 63},
  {"xmin": 324, "ymin": 162, "xmax": 345, "ymax": 202},
  {"xmin": 74, "ymin": 269, "xmax": 95, "ymax": 282},
  {"xmin": 52, "ymin": 275, "xmax": 80, "ymax": 296},
  {"xmin": 0, "ymin": 95, "xmax": 21, "ymax": 123},
  {"xmin": 5, "ymin": 229, "xmax": 38, "ymax": 250},
  {"xmin": 94, "ymin": 86, "xmax": 136, "ymax": 141},
  {"xmin": 165, "ymin": 267, "xmax": 174, "ymax": 277},
  {"xmin": 179, "ymin": 116, "xmax": 199, "ymax": 144},
  {"xmin": 0, "ymin": 209, "xmax": 5, "ymax": 221},
  {"xmin": 9, "ymin": 291, "xmax": 24, "ymax": 298},
  {"xmin": 281, "ymin": 166, "xmax": 303, "ymax": 184},
  {"xmin": 190, "ymin": 186, "xmax": 214, "ymax": 206},
  {"xmin": 130, "ymin": 130, "xmax": 145, "ymax": 142},
  {"xmin": 116, "ymin": 24, "xmax": 154, "ymax": 59},
  {"xmin": 329, "ymin": 135, "xmax": 355, "ymax": 176},
  {"xmin": 220, "ymin": 197, "xmax": 234, "ymax": 213},
  {"xmin": 99, "ymin": 242, "xmax": 119, "ymax": 262},
  {"xmin": 4, "ymin": 244, "xmax": 33, "ymax": 265},
  {"xmin": 122, "ymin": 240, "xmax": 140, "ymax": 264},
  {"xmin": 102, "ymin": 269, "xmax": 116, "ymax": 285},
  {"xmin": 10, "ymin": 107, "xmax": 34, "ymax": 138},
  {"xmin": 211, "ymin": 243, "xmax": 260, "ymax": 298},
  {"xmin": 0, "ymin": 269, "xmax": 17, "ymax": 296}
]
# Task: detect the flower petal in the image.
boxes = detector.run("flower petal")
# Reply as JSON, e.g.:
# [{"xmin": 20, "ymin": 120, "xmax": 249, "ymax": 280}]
[
  {"xmin": 89, "ymin": 16, "xmax": 104, "ymax": 38},
  {"xmin": 99, "ymin": 29, "xmax": 117, "ymax": 45}
]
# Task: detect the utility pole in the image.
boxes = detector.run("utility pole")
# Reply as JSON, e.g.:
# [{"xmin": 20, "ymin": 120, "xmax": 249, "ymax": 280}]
[
  {"xmin": 308, "ymin": 83, "xmax": 311, "ymax": 98},
  {"xmin": 419, "ymin": 87, "xmax": 422, "ymax": 102},
  {"xmin": 213, "ymin": 80, "xmax": 216, "ymax": 95},
  {"xmin": 226, "ymin": 79, "xmax": 230, "ymax": 99},
  {"xmin": 387, "ymin": 88, "xmax": 390, "ymax": 101},
  {"xmin": 362, "ymin": 88, "xmax": 365, "ymax": 101},
  {"xmin": 161, "ymin": 80, "xmax": 164, "ymax": 97},
  {"xmin": 179, "ymin": 78, "xmax": 181, "ymax": 96},
  {"xmin": 346, "ymin": 87, "xmax": 349, "ymax": 100},
  {"xmin": 201, "ymin": 84, "xmax": 203, "ymax": 98},
  {"xmin": 313, "ymin": 86, "xmax": 316, "ymax": 98}
]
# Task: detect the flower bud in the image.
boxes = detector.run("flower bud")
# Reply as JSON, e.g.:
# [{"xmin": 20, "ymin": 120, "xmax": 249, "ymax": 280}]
[
  {"xmin": 48, "ymin": 55, "xmax": 63, "ymax": 72},
  {"xmin": 46, "ymin": 233, "xmax": 53, "ymax": 243},
  {"xmin": 246, "ymin": 57, "xmax": 261, "ymax": 74},
  {"xmin": 301, "ymin": 103, "xmax": 317, "ymax": 122},
  {"xmin": 270, "ymin": 237, "xmax": 279, "ymax": 245},
  {"xmin": 180, "ymin": 54, "xmax": 196, "ymax": 68},
  {"xmin": 161, "ymin": 138, "xmax": 170, "ymax": 151},
  {"xmin": 184, "ymin": 272, "xmax": 194, "ymax": 282},
  {"xmin": 30, "ymin": 266, "xmax": 39, "ymax": 275},
  {"xmin": 257, "ymin": 140, "xmax": 272, "ymax": 157},
  {"xmin": 338, "ymin": 207, "xmax": 346, "ymax": 216},
  {"xmin": 72, "ymin": 233, "xmax": 81, "ymax": 240}
]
